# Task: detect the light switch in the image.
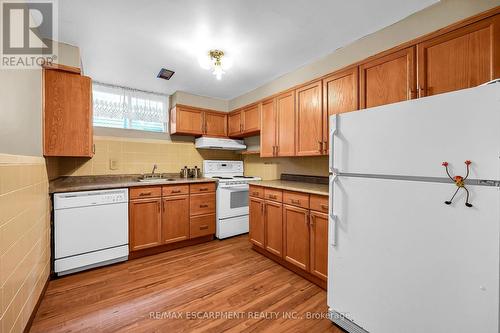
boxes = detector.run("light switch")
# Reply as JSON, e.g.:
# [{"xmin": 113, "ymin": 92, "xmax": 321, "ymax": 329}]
[{"xmin": 109, "ymin": 159, "xmax": 119, "ymax": 170}]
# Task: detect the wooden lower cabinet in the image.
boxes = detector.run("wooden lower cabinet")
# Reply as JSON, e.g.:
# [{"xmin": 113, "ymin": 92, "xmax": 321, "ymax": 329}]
[
  {"xmin": 162, "ymin": 195, "xmax": 189, "ymax": 244},
  {"xmin": 129, "ymin": 198, "xmax": 162, "ymax": 251},
  {"xmin": 190, "ymin": 214, "xmax": 216, "ymax": 238},
  {"xmin": 283, "ymin": 205, "xmax": 310, "ymax": 271},
  {"xmin": 310, "ymin": 211, "xmax": 328, "ymax": 281},
  {"xmin": 249, "ymin": 197, "xmax": 265, "ymax": 248},
  {"xmin": 264, "ymin": 201, "xmax": 283, "ymax": 256},
  {"xmin": 249, "ymin": 188, "xmax": 329, "ymax": 286},
  {"xmin": 129, "ymin": 183, "xmax": 216, "ymax": 253}
]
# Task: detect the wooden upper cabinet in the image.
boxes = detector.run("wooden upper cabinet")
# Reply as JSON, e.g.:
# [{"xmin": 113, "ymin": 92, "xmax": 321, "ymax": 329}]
[
  {"xmin": 242, "ymin": 104, "xmax": 260, "ymax": 134},
  {"xmin": 309, "ymin": 211, "xmax": 328, "ymax": 281},
  {"xmin": 360, "ymin": 47, "xmax": 416, "ymax": 109},
  {"xmin": 276, "ymin": 91, "xmax": 296, "ymax": 157},
  {"xmin": 228, "ymin": 105, "xmax": 260, "ymax": 137},
  {"xmin": 249, "ymin": 197, "xmax": 265, "ymax": 248},
  {"xmin": 204, "ymin": 111, "xmax": 227, "ymax": 137},
  {"xmin": 170, "ymin": 105, "xmax": 204, "ymax": 136},
  {"xmin": 295, "ymin": 81, "xmax": 323, "ymax": 156},
  {"xmin": 323, "ymin": 67, "xmax": 359, "ymax": 116},
  {"xmin": 264, "ymin": 201, "xmax": 283, "ymax": 257},
  {"xmin": 283, "ymin": 205, "xmax": 310, "ymax": 271},
  {"xmin": 43, "ymin": 68, "xmax": 93, "ymax": 157},
  {"xmin": 129, "ymin": 198, "xmax": 162, "ymax": 251},
  {"xmin": 260, "ymin": 98, "xmax": 277, "ymax": 157},
  {"xmin": 228, "ymin": 111, "xmax": 242, "ymax": 137},
  {"xmin": 417, "ymin": 15, "xmax": 500, "ymax": 97},
  {"xmin": 162, "ymin": 195, "xmax": 190, "ymax": 244}
]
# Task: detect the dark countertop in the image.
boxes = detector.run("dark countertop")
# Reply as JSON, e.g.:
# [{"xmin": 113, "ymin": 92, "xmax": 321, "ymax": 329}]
[
  {"xmin": 49, "ymin": 174, "xmax": 217, "ymax": 194},
  {"xmin": 249, "ymin": 180, "xmax": 329, "ymax": 196}
]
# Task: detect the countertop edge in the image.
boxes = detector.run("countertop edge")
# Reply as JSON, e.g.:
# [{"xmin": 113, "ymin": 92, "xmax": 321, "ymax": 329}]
[
  {"xmin": 49, "ymin": 177, "xmax": 217, "ymax": 194},
  {"xmin": 248, "ymin": 181, "xmax": 329, "ymax": 196}
]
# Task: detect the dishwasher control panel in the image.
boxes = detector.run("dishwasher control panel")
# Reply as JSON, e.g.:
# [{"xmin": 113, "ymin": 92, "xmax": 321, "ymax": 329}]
[{"xmin": 54, "ymin": 188, "xmax": 128, "ymax": 210}]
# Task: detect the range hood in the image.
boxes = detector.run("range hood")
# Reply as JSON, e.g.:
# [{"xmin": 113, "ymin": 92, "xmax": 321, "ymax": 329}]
[{"xmin": 195, "ymin": 137, "xmax": 246, "ymax": 150}]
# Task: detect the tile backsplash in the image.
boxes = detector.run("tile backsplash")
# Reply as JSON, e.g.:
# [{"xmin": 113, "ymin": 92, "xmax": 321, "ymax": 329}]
[
  {"xmin": 57, "ymin": 136, "xmax": 239, "ymax": 177},
  {"xmin": 243, "ymin": 154, "xmax": 329, "ymax": 180}
]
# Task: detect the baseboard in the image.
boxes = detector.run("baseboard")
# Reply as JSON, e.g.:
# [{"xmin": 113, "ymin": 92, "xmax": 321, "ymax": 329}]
[
  {"xmin": 252, "ymin": 244, "xmax": 327, "ymax": 290},
  {"xmin": 23, "ymin": 275, "xmax": 50, "ymax": 333},
  {"xmin": 128, "ymin": 235, "xmax": 214, "ymax": 260}
]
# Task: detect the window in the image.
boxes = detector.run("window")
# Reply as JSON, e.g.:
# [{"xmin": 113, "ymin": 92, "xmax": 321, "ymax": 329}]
[{"xmin": 92, "ymin": 82, "xmax": 169, "ymax": 133}]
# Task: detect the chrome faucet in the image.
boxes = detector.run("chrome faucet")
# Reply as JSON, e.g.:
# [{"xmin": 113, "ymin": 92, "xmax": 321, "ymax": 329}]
[{"xmin": 151, "ymin": 164, "xmax": 158, "ymax": 175}]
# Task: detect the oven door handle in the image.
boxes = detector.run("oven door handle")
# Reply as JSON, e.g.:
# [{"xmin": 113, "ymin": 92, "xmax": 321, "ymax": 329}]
[{"xmin": 219, "ymin": 186, "xmax": 249, "ymax": 191}]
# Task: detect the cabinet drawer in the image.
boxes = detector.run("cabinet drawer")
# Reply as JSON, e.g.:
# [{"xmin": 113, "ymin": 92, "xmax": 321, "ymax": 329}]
[
  {"xmin": 249, "ymin": 185, "xmax": 264, "ymax": 198},
  {"xmin": 162, "ymin": 184, "xmax": 189, "ymax": 196},
  {"xmin": 283, "ymin": 191, "xmax": 309, "ymax": 209},
  {"xmin": 130, "ymin": 186, "xmax": 162, "ymax": 200},
  {"xmin": 190, "ymin": 214, "xmax": 216, "ymax": 238},
  {"xmin": 264, "ymin": 188, "xmax": 283, "ymax": 202},
  {"xmin": 190, "ymin": 193, "xmax": 216, "ymax": 216},
  {"xmin": 310, "ymin": 194, "xmax": 328, "ymax": 213},
  {"xmin": 190, "ymin": 182, "xmax": 216, "ymax": 194}
]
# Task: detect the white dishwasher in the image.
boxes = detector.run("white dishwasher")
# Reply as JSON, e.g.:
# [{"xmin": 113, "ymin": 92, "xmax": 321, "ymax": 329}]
[{"xmin": 54, "ymin": 188, "xmax": 129, "ymax": 276}]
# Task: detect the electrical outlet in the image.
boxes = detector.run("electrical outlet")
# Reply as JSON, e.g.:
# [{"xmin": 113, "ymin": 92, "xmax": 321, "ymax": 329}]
[{"xmin": 109, "ymin": 159, "xmax": 119, "ymax": 170}]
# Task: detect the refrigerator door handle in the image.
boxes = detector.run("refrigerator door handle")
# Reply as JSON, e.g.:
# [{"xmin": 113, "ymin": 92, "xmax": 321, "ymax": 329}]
[
  {"xmin": 329, "ymin": 174, "xmax": 337, "ymax": 247},
  {"xmin": 329, "ymin": 115, "xmax": 337, "ymax": 173}
]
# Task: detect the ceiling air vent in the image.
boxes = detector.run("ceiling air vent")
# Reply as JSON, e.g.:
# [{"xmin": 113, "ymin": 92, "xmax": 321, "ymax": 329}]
[{"xmin": 157, "ymin": 68, "xmax": 175, "ymax": 80}]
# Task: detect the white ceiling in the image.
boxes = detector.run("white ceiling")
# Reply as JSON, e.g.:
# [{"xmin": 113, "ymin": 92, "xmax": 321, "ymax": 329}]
[{"xmin": 58, "ymin": 0, "xmax": 438, "ymax": 99}]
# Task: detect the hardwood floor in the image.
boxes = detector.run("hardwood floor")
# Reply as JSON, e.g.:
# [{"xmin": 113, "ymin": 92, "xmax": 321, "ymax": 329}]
[{"xmin": 30, "ymin": 235, "xmax": 343, "ymax": 333}]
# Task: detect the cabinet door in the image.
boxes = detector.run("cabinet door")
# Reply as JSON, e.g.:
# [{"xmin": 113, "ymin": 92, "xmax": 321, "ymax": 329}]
[
  {"xmin": 228, "ymin": 111, "xmax": 242, "ymax": 137},
  {"xmin": 323, "ymin": 67, "xmax": 359, "ymax": 116},
  {"xmin": 295, "ymin": 81, "xmax": 323, "ymax": 156},
  {"xmin": 162, "ymin": 195, "xmax": 189, "ymax": 244},
  {"xmin": 260, "ymin": 98, "xmax": 276, "ymax": 157},
  {"xmin": 359, "ymin": 47, "xmax": 416, "ymax": 109},
  {"xmin": 310, "ymin": 211, "xmax": 328, "ymax": 281},
  {"xmin": 276, "ymin": 91, "xmax": 296, "ymax": 156},
  {"xmin": 43, "ymin": 69, "xmax": 93, "ymax": 157},
  {"xmin": 417, "ymin": 15, "xmax": 500, "ymax": 97},
  {"xmin": 242, "ymin": 104, "xmax": 260, "ymax": 134},
  {"xmin": 283, "ymin": 205, "xmax": 310, "ymax": 271},
  {"xmin": 129, "ymin": 198, "xmax": 162, "ymax": 251},
  {"xmin": 249, "ymin": 197, "xmax": 265, "ymax": 248},
  {"xmin": 264, "ymin": 201, "xmax": 283, "ymax": 257},
  {"xmin": 205, "ymin": 111, "xmax": 227, "ymax": 137},
  {"xmin": 171, "ymin": 106, "xmax": 204, "ymax": 135}
]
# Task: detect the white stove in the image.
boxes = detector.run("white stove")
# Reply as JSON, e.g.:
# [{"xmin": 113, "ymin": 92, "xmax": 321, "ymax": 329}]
[{"xmin": 203, "ymin": 160, "xmax": 261, "ymax": 239}]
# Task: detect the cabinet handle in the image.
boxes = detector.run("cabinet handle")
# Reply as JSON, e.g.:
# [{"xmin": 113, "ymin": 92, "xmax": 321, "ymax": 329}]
[
  {"xmin": 199, "ymin": 187, "xmax": 208, "ymax": 191},
  {"xmin": 200, "ymin": 204, "xmax": 209, "ymax": 208},
  {"xmin": 323, "ymin": 141, "xmax": 328, "ymax": 154},
  {"xmin": 321, "ymin": 204, "xmax": 328, "ymax": 210},
  {"xmin": 291, "ymin": 199, "xmax": 300, "ymax": 204},
  {"xmin": 199, "ymin": 225, "xmax": 208, "ymax": 230},
  {"xmin": 139, "ymin": 192, "xmax": 152, "ymax": 196},
  {"xmin": 158, "ymin": 202, "xmax": 160, "ymax": 213},
  {"xmin": 418, "ymin": 86, "xmax": 425, "ymax": 98},
  {"xmin": 261, "ymin": 202, "xmax": 264, "ymax": 214},
  {"xmin": 310, "ymin": 215, "xmax": 315, "ymax": 227},
  {"xmin": 240, "ymin": 123, "xmax": 243, "ymax": 132},
  {"xmin": 171, "ymin": 190, "xmax": 181, "ymax": 193},
  {"xmin": 252, "ymin": 192, "xmax": 260, "ymax": 196},
  {"xmin": 305, "ymin": 213, "xmax": 309, "ymax": 225},
  {"xmin": 318, "ymin": 141, "xmax": 323, "ymax": 152},
  {"xmin": 269, "ymin": 194, "xmax": 277, "ymax": 199}
]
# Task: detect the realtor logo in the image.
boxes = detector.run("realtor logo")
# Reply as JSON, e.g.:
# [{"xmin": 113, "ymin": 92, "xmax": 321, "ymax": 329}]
[{"xmin": 1, "ymin": 0, "xmax": 57, "ymax": 68}]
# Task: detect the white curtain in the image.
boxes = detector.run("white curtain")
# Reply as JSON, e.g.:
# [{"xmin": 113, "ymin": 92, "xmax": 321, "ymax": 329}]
[{"xmin": 93, "ymin": 82, "xmax": 169, "ymax": 128}]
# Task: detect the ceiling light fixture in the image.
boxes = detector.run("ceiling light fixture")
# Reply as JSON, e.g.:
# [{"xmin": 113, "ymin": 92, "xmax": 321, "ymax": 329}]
[{"xmin": 199, "ymin": 49, "xmax": 231, "ymax": 80}]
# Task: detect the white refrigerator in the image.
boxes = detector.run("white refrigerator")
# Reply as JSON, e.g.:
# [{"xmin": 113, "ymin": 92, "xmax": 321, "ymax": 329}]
[{"xmin": 327, "ymin": 83, "xmax": 500, "ymax": 333}]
